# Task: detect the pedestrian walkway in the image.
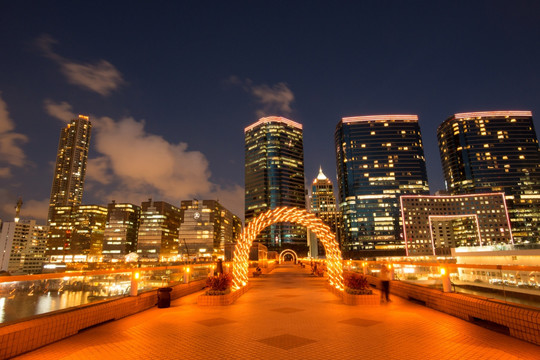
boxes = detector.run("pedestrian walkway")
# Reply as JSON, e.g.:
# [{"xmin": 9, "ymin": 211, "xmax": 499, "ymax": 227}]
[{"xmin": 15, "ymin": 264, "xmax": 539, "ymax": 359}]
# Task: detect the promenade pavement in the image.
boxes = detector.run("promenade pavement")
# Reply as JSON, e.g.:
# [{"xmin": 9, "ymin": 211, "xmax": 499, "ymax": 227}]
[{"xmin": 15, "ymin": 264, "xmax": 539, "ymax": 360}]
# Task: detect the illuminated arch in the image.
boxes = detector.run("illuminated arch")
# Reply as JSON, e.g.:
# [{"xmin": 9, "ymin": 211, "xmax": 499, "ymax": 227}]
[
  {"xmin": 232, "ymin": 207, "xmax": 343, "ymax": 290},
  {"xmin": 279, "ymin": 249, "xmax": 298, "ymax": 264}
]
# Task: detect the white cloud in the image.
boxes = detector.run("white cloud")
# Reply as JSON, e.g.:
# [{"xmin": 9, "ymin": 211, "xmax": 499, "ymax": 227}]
[
  {"xmin": 36, "ymin": 34, "xmax": 125, "ymax": 96},
  {"xmin": 0, "ymin": 94, "xmax": 28, "ymax": 175},
  {"xmin": 229, "ymin": 77, "xmax": 295, "ymax": 118},
  {"xmin": 80, "ymin": 114, "xmax": 244, "ymax": 217},
  {"xmin": 44, "ymin": 99, "xmax": 76, "ymax": 123}
]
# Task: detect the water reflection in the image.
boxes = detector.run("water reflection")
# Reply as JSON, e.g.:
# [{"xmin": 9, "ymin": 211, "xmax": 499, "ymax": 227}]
[{"xmin": 0, "ymin": 290, "xmax": 96, "ymax": 323}]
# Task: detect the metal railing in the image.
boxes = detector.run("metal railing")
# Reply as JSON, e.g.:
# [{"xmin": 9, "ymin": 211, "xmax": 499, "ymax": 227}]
[{"xmin": 342, "ymin": 260, "xmax": 540, "ymax": 308}]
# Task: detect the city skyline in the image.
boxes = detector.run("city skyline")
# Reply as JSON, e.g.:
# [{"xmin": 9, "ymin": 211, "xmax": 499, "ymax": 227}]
[{"xmin": 2, "ymin": 2, "xmax": 540, "ymax": 222}]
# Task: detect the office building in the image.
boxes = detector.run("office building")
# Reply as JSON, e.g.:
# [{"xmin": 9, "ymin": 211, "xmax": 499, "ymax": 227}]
[
  {"xmin": 178, "ymin": 200, "xmax": 240, "ymax": 260},
  {"xmin": 47, "ymin": 205, "xmax": 107, "ymax": 262},
  {"xmin": 335, "ymin": 115, "xmax": 430, "ymax": 258},
  {"xmin": 0, "ymin": 220, "xmax": 49, "ymax": 275},
  {"xmin": 438, "ymin": 111, "xmax": 540, "ymax": 243},
  {"xmin": 244, "ymin": 116, "xmax": 308, "ymax": 255},
  {"xmin": 400, "ymin": 193, "xmax": 513, "ymax": 256},
  {"xmin": 137, "ymin": 199, "xmax": 181, "ymax": 261},
  {"xmin": 102, "ymin": 201, "xmax": 141, "ymax": 261},
  {"xmin": 71, "ymin": 205, "xmax": 107, "ymax": 262}
]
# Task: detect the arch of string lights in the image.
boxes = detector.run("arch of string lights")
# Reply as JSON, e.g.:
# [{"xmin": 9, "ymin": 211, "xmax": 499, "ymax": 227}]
[{"xmin": 232, "ymin": 207, "xmax": 344, "ymax": 291}]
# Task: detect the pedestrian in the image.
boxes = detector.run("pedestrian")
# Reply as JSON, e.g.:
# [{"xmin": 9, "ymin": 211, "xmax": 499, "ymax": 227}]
[{"xmin": 380, "ymin": 264, "xmax": 391, "ymax": 303}]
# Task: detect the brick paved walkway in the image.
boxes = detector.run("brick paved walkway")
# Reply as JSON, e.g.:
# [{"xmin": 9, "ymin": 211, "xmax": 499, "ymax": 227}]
[{"xmin": 15, "ymin": 264, "xmax": 539, "ymax": 359}]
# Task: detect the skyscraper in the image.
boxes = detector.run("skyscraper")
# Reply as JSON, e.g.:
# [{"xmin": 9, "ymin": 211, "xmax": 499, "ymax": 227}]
[
  {"xmin": 438, "ymin": 111, "xmax": 540, "ymax": 243},
  {"xmin": 244, "ymin": 116, "xmax": 308, "ymax": 255},
  {"xmin": 48, "ymin": 115, "xmax": 92, "ymax": 221},
  {"xmin": 46, "ymin": 115, "xmax": 92, "ymax": 260},
  {"xmin": 335, "ymin": 115, "xmax": 430, "ymax": 258}
]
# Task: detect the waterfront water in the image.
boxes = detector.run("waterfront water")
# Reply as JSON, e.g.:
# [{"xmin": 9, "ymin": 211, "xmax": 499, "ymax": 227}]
[{"xmin": 0, "ymin": 290, "xmax": 98, "ymax": 323}]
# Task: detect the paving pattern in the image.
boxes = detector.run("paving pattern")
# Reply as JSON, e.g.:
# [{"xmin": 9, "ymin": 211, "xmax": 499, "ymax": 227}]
[{"xmin": 15, "ymin": 264, "xmax": 540, "ymax": 359}]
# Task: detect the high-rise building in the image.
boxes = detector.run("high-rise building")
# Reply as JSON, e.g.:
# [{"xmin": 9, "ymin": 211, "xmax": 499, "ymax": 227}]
[
  {"xmin": 309, "ymin": 167, "xmax": 340, "ymax": 256},
  {"xmin": 335, "ymin": 115, "xmax": 430, "ymax": 258},
  {"xmin": 47, "ymin": 115, "xmax": 92, "ymax": 221},
  {"xmin": 102, "ymin": 201, "xmax": 141, "ymax": 261},
  {"xmin": 244, "ymin": 116, "xmax": 308, "ymax": 255},
  {"xmin": 438, "ymin": 111, "xmax": 540, "ymax": 244},
  {"xmin": 137, "ymin": 199, "xmax": 182, "ymax": 261},
  {"xmin": 400, "ymin": 193, "xmax": 513, "ymax": 256},
  {"xmin": 178, "ymin": 200, "xmax": 240, "ymax": 260},
  {"xmin": 0, "ymin": 220, "xmax": 49, "ymax": 275}
]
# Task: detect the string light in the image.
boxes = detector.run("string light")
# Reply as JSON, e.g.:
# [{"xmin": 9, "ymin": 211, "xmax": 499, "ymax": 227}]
[{"xmin": 232, "ymin": 207, "xmax": 344, "ymax": 291}]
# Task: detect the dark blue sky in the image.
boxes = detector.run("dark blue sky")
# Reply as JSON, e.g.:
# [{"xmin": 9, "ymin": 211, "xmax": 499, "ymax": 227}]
[{"xmin": 1, "ymin": 1, "xmax": 539, "ymax": 221}]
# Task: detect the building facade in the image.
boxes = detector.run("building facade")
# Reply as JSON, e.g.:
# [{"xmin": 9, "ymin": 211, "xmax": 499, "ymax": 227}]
[
  {"xmin": 137, "ymin": 200, "xmax": 181, "ymax": 261},
  {"xmin": 438, "ymin": 111, "xmax": 540, "ymax": 244},
  {"xmin": 178, "ymin": 200, "xmax": 240, "ymax": 260},
  {"xmin": 335, "ymin": 115, "xmax": 430, "ymax": 258},
  {"xmin": 244, "ymin": 116, "xmax": 308, "ymax": 255},
  {"xmin": 400, "ymin": 193, "xmax": 513, "ymax": 256},
  {"xmin": 0, "ymin": 220, "xmax": 49, "ymax": 275},
  {"xmin": 102, "ymin": 201, "xmax": 141, "ymax": 261}
]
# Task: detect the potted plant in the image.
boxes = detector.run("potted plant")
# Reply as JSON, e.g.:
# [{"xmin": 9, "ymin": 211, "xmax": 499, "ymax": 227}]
[
  {"xmin": 344, "ymin": 272, "xmax": 373, "ymax": 295},
  {"xmin": 205, "ymin": 273, "xmax": 232, "ymax": 295}
]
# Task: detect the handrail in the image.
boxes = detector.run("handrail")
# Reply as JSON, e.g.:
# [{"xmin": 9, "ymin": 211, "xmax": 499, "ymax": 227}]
[{"xmin": 0, "ymin": 263, "xmax": 221, "ymax": 283}]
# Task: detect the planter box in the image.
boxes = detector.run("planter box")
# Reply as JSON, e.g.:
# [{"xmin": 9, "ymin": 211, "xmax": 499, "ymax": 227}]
[
  {"xmin": 197, "ymin": 284, "xmax": 251, "ymax": 306},
  {"xmin": 326, "ymin": 283, "xmax": 380, "ymax": 306},
  {"xmin": 343, "ymin": 291, "xmax": 380, "ymax": 306}
]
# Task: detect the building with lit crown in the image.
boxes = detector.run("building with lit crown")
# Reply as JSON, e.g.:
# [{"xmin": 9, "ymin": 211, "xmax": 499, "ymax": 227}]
[
  {"xmin": 245, "ymin": 116, "xmax": 308, "ymax": 255},
  {"xmin": 137, "ymin": 199, "xmax": 181, "ymax": 261},
  {"xmin": 438, "ymin": 111, "xmax": 540, "ymax": 244},
  {"xmin": 400, "ymin": 193, "xmax": 513, "ymax": 256},
  {"xmin": 335, "ymin": 115, "xmax": 430, "ymax": 258},
  {"xmin": 102, "ymin": 201, "xmax": 141, "ymax": 261},
  {"xmin": 178, "ymin": 200, "xmax": 240, "ymax": 260},
  {"xmin": 309, "ymin": 167, "xmax": 340, "ymax": 256}
]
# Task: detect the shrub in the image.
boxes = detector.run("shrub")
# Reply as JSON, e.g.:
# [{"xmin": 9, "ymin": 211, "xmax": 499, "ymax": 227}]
[
  {"xmin": 205, "ymin": 273, "xmax": 232, "ymax": 295},
  {"xmin": 344, "ymin": 272, "xmax": 373, "ymax": 295}
]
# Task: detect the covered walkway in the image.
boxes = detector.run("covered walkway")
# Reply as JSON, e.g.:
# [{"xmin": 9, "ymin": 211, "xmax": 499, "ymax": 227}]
[{"xmin": 16, "ymin": 264, "xmax": 539, "ymax": 359}]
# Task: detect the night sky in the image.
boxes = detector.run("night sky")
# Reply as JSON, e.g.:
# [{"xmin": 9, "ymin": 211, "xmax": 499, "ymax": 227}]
[{"xmin": 1, "ymin": 1, "xmax": 540, "ymax": 222}]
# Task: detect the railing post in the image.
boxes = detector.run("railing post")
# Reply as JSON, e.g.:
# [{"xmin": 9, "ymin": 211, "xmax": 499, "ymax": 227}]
[
  {"xmin": 130, "ymin": 271, "xmax": 139, "ymax": 296},
  {"xmin": 441, "ymin": 267, "xmax": 452, "ymax": 293}
]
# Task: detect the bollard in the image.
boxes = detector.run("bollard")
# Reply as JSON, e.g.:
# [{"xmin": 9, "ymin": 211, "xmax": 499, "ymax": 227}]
[
  {"xmin": 130, "ymin": 271, "xmax": 139, "ymax": 296},
  {"xmin": 184, "ymin": 267, "xmax": 191, "ymax": 284},
  {"xmin": 441, "ymin": 268, "xmax": 452, "ymax": 292}
]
